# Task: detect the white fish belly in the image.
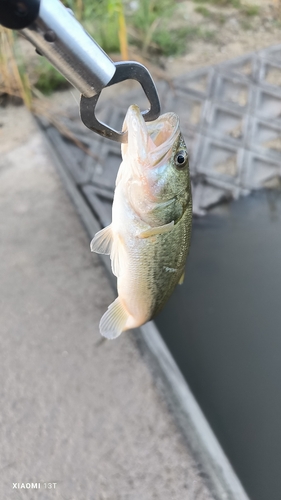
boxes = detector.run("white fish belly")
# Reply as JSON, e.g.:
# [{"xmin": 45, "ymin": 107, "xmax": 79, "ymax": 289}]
[{"xmin": 116, "ymin": 233, "xmax": 153, "ymax": 329}]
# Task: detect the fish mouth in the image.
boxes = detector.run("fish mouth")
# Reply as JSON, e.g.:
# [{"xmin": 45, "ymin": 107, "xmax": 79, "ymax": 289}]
[{"xmin": 122, "ymin": 105, "xmax": 180, "ymax": 168}]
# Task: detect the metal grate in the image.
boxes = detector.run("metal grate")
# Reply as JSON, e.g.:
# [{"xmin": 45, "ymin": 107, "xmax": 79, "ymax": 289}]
[{"xmin": 40, "ymin": 44, "xmax": 281, "ymax": 219}]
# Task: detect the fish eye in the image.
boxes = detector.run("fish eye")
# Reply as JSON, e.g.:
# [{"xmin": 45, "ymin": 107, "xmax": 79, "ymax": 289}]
[{"xmin": 175, "ymin": 150, "xmax": 188, "ymax": 169}]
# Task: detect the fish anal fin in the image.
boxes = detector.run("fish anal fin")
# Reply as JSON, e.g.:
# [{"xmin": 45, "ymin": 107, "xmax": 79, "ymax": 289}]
[
  {"xmin": 99, "ymin": 297, "xmax": 129, "ymax": 339},
  {"xmin": 178, "ymin": 270, "xmax": 185, "ymax": 285},
  {"xmin": 138, "ymin": 220, "xmax": 174, "ymax": 239},
  {"xmin": 90, "ymin": 224, "xmax": 113, "ymax": 255}
]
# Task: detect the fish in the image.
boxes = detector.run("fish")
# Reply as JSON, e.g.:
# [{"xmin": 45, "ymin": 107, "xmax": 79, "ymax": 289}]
[{"xmin": 90, "ymin": 104, "xmax": 192, "ymax": 339}]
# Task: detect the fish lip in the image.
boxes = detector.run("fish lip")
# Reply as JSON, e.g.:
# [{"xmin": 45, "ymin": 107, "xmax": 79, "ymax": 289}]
[
  {"xmin": 122, "ymin": 105, "xmax": 148, "ymax": 143},
  {"xmin": 147, "ymin": 112, "xmax": 180, "ymax": 148},
  {"xmin": 121, "ymin": 105, "xmax": 150, "ymax": 166},
  {"xmin": 147, "ymin": 113, "xmax": 180, "ymax": 167},
  {"xmin": 122, "ymin": 105, "xmax": 180, "ymax": 169}
]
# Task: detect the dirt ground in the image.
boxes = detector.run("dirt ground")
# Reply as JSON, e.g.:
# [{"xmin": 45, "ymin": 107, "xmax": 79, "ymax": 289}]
[
  {"xmin": 124, "ymin": 0, "xmax": 280, "ymax": 79},
  {"xmin": 38, "ymin": 0, "xmax": 281, "ymax": 118}
]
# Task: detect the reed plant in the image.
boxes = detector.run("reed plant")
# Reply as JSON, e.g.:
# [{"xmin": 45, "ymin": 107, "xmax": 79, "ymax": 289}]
[
  {"xmin": 64, "ymin": 0, "xmax": 128, "ymax": 59},
  {"xmin": 0, "ymin": 27, "xmax": 32, "ymax": 108}
]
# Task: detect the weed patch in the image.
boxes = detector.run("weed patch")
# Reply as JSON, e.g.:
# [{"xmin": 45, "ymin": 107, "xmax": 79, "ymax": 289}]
[
  {"xmin": 241, "ymin": 5, "xmax": 260, "ymax": 16},
  {"xmin": 35, "ymin": 59, "xmax": 70, "ymax": 95},
  {"xmin": 195, "ymin": 6, "xmax": 211, "ymax": 17}
]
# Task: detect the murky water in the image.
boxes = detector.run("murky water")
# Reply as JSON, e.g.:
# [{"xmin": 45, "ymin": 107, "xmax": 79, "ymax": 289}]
[{"xmin": 156, "ymin": 189, "xmax": 281, "ymax": 500}]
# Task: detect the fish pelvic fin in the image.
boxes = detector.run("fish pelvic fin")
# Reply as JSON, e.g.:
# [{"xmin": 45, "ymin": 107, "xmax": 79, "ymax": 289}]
[
  {"xmin": 100, "ymin": 297, "xmax": 129, "ymax": 339},
  {"xmin": 110, "ymin": 234, "xmax": 125, "ymax": 277},
  {"xmin": 90, "ymin": 225, "xmax": 113, "ymax": 255},
  {"xmin": 90, "ymin": 226, "xmax": 124, "ymax": 278},
  {"xmin": 137, "ymin": 220, "xmax": 174, "ymax": 239},
  {"xmin": 178, "ymin": 270, "xmax": 185, "ymax": 285}
]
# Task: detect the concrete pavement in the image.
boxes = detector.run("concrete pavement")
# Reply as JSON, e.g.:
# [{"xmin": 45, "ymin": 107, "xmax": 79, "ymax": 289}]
[{"xmin": 0, "ymin": 105, "xmax": 214, "ymax": 500}]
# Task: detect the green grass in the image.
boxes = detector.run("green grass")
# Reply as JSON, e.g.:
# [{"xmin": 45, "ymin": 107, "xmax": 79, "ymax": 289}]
[
  {"xmin": 152, "ymin": 26, "xmax": 201, "ymax": 56},
  {"xmin": 241, "ymin": 4, "xmax": 260, "ymax": 16},
  {"xmin": 35, "ymin": 59, "xmax": 69, "ymax": 95},
  {"xmin": 195, "ymin": 5, "xmax": 226, "ymax": 23},
  {"xmin": 74, "ymin": 0, "xmax": 221, "ymax": 58},
  {"xmin": 192, "ymin": 0, "xmax": 260, "ymax": 13},
  {"xmin": 129, "ymin": 0, "xmax": 182, "ymax": 55},
  {"xmin": 65, "ymin": 0, "xmax": 191, "ymax": 57},
  {"xmin": 216, "ymin": 12, "xmax": 227, "ymax": 24},
  {"xmin": 151, "ymin": 29, "xmax": 185, "ymax": 57},
  {"xmin": 195, "ymin": 6, "xmax": 211, "ymax": 16},
  {"xmin": 74, "ymin": 1, "xmax": 121, "ymax": 54},
  {"xmin": 193, "ymin": 0, "xmax": 241, "ymax": 6}
]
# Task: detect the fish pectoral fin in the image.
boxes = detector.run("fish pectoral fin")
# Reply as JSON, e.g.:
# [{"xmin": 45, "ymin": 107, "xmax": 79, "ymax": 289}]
[
  {"xmin": 137, "ymin": 221, "xmax": 174, "ymax": 239},
  {"xmin": 90, "ymin": 224, "xmax": 113, "ymax": 255},
  {"xmin": 99, "ymin": 297, "xmax": 129, "ymax": 339},
  {"xmin": 178, "ymin": 271, "xmax": 185, "ymax": 285}
]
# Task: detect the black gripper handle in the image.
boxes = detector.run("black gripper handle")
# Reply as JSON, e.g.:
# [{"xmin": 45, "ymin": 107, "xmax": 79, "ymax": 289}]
[{"xmin": 0, "ymin": 0, "xmax": 40, "ymax": 30}]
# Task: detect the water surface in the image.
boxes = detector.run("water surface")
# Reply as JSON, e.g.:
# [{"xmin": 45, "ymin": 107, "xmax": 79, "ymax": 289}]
[{"xmin": 156, "ymin": 190, "xmax": 281, "ymax": 500}]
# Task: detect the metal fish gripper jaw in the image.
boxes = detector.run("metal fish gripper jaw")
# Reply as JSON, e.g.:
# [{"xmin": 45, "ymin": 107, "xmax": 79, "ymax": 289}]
[{"xmin": 80, "ymin": 61, "xmax": 161, "ymax": 143}]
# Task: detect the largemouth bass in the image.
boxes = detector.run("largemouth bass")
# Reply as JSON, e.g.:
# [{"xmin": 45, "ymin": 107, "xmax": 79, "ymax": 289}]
[{"xmin": 91, "ymin": 105, "xmax": 192, "ymax": 339}]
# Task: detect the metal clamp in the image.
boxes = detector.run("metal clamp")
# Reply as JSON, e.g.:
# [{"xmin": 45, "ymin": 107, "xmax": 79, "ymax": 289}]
[{"xmin": 80, "ymin": 61, "xmax": 161, "ymax": 143}]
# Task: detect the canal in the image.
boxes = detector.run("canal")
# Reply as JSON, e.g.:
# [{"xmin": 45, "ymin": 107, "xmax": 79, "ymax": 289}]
[{"xmin": 156, "ymin": 189, "xmax": 281, "ymax": 500}]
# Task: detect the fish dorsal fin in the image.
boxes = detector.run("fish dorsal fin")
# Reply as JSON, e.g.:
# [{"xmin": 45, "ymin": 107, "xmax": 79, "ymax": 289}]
[
  {"xmin": 90, "ymin": 225, "xmax": 113, "ymax": 255},
  {"xmin": 138, "ymin": 220, "xmax": 174, "ymax": 239},
  {"xmin": 100, "ymin": 297, "xmax": 129, "ymax": 339}
]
